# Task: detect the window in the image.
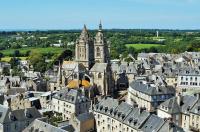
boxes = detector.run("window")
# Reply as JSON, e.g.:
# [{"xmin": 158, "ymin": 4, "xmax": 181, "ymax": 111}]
[
  {"xmin": 98, "ymin": 73, "xmax": 102, "ymax": 78},
  {"xmin": 181, "ymin": 77, "xmax": 183, "ymax": 80},
  {"xmin": 96, "ymin": 47, "xmax": 101, "ymax": 57}
]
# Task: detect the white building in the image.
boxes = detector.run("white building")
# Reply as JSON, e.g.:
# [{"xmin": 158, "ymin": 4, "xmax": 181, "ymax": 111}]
[{"xmin": 51, "ymin": 89, "xmax": 90, "ymax": 120}]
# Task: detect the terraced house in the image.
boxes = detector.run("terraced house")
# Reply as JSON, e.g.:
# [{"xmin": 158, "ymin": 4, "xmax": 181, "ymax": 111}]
[{"xmin": 93, "ymin": 97, "xmax": 184, "ymax": 132}]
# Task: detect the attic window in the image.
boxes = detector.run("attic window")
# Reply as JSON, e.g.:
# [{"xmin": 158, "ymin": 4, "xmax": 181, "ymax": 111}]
[
  {"xmin": 100, "ymin": 105, "xmax": 103, "ymax": 110},
  {"xmin": 128, "ymin": 118, "xmax": 133, "ymax": 123},
  {"xmin": 118, "ymin": 112, "xmax": 121, "ymax": 117},
  {"xmin": 9, "ymin": 113, "xmax": 16, "ymax": 121},
  {"xmin": 104, "ymin": 107, "xmax": 108, "ymax": 112},
  {"xmin": 114, "ymin": 110, "xmax": 117, "ymax": 115},
  {"xmin": 121, "ymin": 114, "xmax": 125, "ymax": 119},
  {"xmin": 110, "ymin": 108, "xmax": 113, "ymax": 114},
  {"xmin": 133, "ymin": 119, "xmax": 138, "ymax": 125},
  {"xmin": 25, "ymin": 111, "xmax": 32, "ymax": 118}
]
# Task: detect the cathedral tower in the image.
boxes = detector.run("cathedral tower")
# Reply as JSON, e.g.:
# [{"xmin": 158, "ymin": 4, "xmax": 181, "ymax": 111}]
[
  {"xmin": 75, "ymin": 25, "xmax": 94, "ymax": 69},
  {"xmin": 94, "ymin": 21, "xmax": 110, "ymax": 63}
]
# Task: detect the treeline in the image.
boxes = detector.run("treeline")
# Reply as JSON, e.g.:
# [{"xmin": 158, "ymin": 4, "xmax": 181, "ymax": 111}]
[{"xmin": 1, "ymin": 29, "xmax": 200, "ymax": 59}]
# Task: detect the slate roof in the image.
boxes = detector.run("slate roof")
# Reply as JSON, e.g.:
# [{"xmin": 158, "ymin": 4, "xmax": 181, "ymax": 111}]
[
  {"xmin": 90, "ymin": 63, "xmax": 107, "ymax": 72},
  {"xmin": 94, "ymin": 97, "xmax": 119, "ymax": 116},
  {"xmin": 23, "ymin": 118, "xmax": 71, "ymax": 132},
  {"xmin": 123, "ymin": 107, "xmax": 150, "ymax": 129},
  {"xmin": 129, "ymin": 80, "xmax": 175, "ymax": 96},
  {"xmin": 0, "ymin": 105, "xmax": 41, "ymax": 124},
  {"xmin": 53, "ymin": 89, "xmax": 90, "ymax": 104},
  {"xmin": 110, "ymin": 102, "xmax": 133, "ymax": 122},
  {"xmin": 158, "ymin": 96, "xmax": 181, "ymax": 114},
  {"xmin": 141, "ymin": 114, "xmax": 165, "ymax": 132},
  {"xmin": 158, "ymin": 95, "xmax": 198, "ymax": 115},
  {"xmin": 76, "ymin": 112, "xmax": 94, "ymax": 122},
  {"xmin": 190, "ymin": 99, "xmax": 200, "ymax": 115},
  {"xmin": 94, "ymin": 97, "xmax": 183, "ymax": 132}
]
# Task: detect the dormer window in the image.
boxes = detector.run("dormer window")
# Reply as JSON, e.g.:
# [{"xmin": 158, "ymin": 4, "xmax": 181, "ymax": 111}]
[
  {"xmin": 25, "ymin": 110, "xmax": 32, "ymax": 118},
  {"xmin": 100, "ymin": 105, "xmax": 103, "ymax": 110},
  {"xmin": 9, "ymin": 112, "xmax": 16, "ymax": 121},
  {"xmin": 104, "ymin": 107, "xmax": 108, "ymax": 112},
  {"xmin": 128, "ymin": 118, "xmax": 133, "ymax": 124},
  {"xmin": 133, "ymin": 119, "xmax": 138, "ymax": 125},
  {"xmin": 118, "ymin": 112, "xmax": 121, "ymax": 117}
]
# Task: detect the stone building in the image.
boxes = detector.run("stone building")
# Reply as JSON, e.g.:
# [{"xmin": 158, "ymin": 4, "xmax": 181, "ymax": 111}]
[
  {"xmin": 75, "ymin": 25, "xmax": 94, "ymax": 69},
  {"xmin": 10, "ymin": 93, "xmax": 41, "ymax": 110},
  {"xmin": 51, "ymin": 89, "xmax": 90, "ymax": 120},
  {"xmin": 94, "ymin": 21, "xmax": 110, "ymax": 63},
  {"xmin": 90, "ymin": 63, "xmax": 113, "ymax": 95},
  {"xmin": 127, "ymin": 80, "xmax": 175, "ymax": 112},
  {"xmin": 157, "ymin": 94, "xmax": 200, "ymax": 131},
  {"xmin": 60, "ymin": 23, "xmax": 113, "ymax": 96},
  {"xmin": 93, "ymin": 97, "xmax": 184, "ymax": 132},
  {"xmin": 70, "ymin": 112, "xmax": 95, "ymax": 132},
  {"xmin": 0, "ymin": 105, "xmax": 41, "ymax": 132},
  {"xmin": 177, "ymin": 68, "xmax": 200, "ymax": 95}
]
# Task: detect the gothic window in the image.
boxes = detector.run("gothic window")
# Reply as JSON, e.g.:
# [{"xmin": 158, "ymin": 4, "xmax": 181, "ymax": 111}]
[
  {"xmin": 98, "ymin": 73, "xmax": 102, "ymax": 78},
  {"xmin": 96, "ymin": 47, "xmax": 101, "ymax": 57}
]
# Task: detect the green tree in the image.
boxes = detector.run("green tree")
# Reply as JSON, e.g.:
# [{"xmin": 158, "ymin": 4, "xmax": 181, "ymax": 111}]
[
  {"xmin": 29, "ymin": 51, "xmax": 46, "ymax": 73},
  {"xmin": 2, "ymin": 67, "xmax": 10, "ymax": 76},
  {"xmin": 10, "ymin": 57, "xmax": 20, "ymax": 69},
  {"xmin": 0, "ymin": 52, "xmax": 4, "ymax": 60},
  {"xmin": 13, "ymin": 50, "xmax": 20, "ymax": 57}
]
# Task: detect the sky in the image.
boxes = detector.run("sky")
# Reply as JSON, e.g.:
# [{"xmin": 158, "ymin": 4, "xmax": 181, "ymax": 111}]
[{"xmin": 0, "ymin": 0, "xmax": 200, "ymax": 30}]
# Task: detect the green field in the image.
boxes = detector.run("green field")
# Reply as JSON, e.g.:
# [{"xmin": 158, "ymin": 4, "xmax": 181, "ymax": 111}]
[
  {"xmin": 0, "ymin": 47, "xmax": 65, "ymax": 57},
  {"xmin": 1, "ymin": 57, "xmax": 27, "ymax": 62},
  {"xmin": 125, "ymin": 44, "xmax": 164, "ymax": 50}
]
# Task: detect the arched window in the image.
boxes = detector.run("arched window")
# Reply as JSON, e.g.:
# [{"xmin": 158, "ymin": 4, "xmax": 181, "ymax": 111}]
[
  {"xmin": 74, "ymin": 73, "xmax": 77, "ymax": 79},
  {"xmin": 98, "ymin": 73, "xmax": 102, "ymax": 78},
  {"xmin": 96, "ymin": 47, "xmax": 101, "ymax": 57}
]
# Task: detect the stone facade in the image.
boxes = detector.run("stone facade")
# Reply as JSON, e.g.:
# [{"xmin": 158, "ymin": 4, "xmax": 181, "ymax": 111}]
[
  {"xmin": 75, "ymin": 22, "xmax": 110, "ymax": 69},
  {"xmin": 51, "ymin": 89, "xmax": 90, "ymax": 120},
  {"xmin": 0, "ymin": 105, "xmax": 41, "ymax": 132}
]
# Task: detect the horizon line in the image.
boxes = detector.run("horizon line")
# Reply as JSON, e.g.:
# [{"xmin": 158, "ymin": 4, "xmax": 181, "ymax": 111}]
[{"xmin": 1, "ymin": 28, "xmax": 200, "ymax": 32}]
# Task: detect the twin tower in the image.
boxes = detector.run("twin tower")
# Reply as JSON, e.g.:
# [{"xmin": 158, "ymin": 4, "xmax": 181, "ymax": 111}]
[{"xmin": 75, "ymin": 22, "xmax": 110, "ymax": 69}]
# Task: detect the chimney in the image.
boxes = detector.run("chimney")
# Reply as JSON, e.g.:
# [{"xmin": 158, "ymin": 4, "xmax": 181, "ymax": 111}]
[{"xmin": 177, "ymin": 93, "xmax": 182, "ymax": 106}]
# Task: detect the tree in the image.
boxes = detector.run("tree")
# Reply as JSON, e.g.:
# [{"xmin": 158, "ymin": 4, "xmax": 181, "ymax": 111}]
[
  {"xmin": 11, "ymin": 66, "xmax": 23, "ymax": 77},
  {"xmin": 2, "ymin": 67, "xmax": 10, "ymax": 76},
  {"xmin": 29, "ymin": 51, "xmax": 46, "ymax": 73},
  {"xmin": 10, "ymin": 57, "xmax": 20, "ymax": 69},
  {"xmin": 13, "ymin": 50, "xmax": 20, "ymax": 57},
  {"xmin": 0, "ymin": 52, "xmax": 4, "ymax": 60}
]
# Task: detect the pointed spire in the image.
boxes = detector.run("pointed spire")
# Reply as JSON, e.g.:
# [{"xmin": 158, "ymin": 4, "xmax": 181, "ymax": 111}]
[
  {"xmin": 99, "ymin": 20, "xmax": 102, "ymax": 31},
  {"xmin": 83, "ymin": 24, "xmax": 87, "ymax": 31},
  {"xmin": 80, "ymin": 24, "xmax": 89, "ymax": 39}
]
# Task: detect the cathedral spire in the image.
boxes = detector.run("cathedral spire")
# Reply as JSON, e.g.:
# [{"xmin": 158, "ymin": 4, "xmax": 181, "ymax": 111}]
[
  {"xmin": 83, "ymin": 24, "xmax": 87, "ymax": 31},
  {"xmin": 99, "ymin": 20, "xmax": 102, "ymax": 31},
  {"xmin": 80, "ymin": 24, "xmax": 89, "ymax": 39},
  {"xmin": 82, "ymin": 24, "xmax": 88, "ymax": 34}
]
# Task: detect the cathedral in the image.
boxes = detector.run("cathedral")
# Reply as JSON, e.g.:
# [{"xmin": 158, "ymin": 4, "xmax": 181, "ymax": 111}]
[
  {"xmin": 60, "ymin": 22, "xmax": 113, "ymax": 97},
  {"xmin": 75, "ymin": 22, "xmax": 110, "ymax": 69}
]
